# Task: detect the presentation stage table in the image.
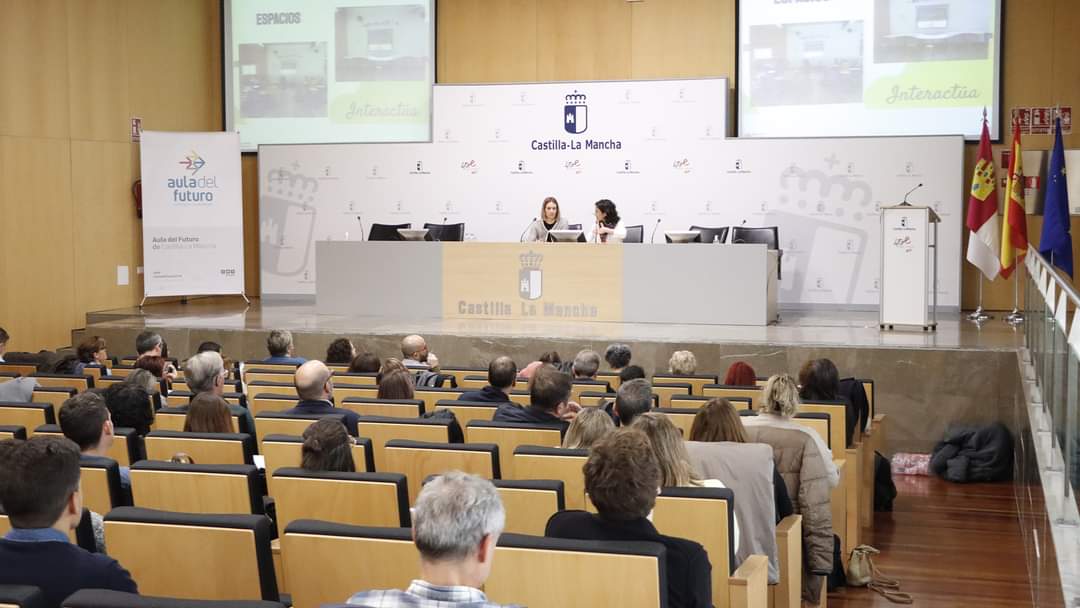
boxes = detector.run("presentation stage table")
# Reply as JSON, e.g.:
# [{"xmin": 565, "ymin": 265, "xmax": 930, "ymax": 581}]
[{"xmin": 316, "ymin": 242, "xmax": 779, "ymax": 326}]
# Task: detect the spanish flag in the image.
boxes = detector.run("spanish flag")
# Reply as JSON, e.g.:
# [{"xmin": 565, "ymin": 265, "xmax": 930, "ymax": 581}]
[
  {"xmin": 965, "ymin": 116, "xmax": 1000, "ymax": 281},
  {"xmin": 1000, "ymin": 121, "xmax": 1028, "ymax": 278}
]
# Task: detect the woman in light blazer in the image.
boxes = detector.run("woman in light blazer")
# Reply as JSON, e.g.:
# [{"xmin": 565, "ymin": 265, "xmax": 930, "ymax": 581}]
[
  {"xmin": 589, "ymin": 199, "xmax": 626, "ymax": 243},
  {"xmin": 522, "ymin": 196, "xmax": 570, "ymax": 242}
]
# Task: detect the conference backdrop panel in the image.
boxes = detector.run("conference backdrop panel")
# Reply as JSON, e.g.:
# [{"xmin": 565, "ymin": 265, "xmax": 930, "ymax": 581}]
[{"xmin": 259, "ymin": 79, "xmax": 963, "ymax": 308}]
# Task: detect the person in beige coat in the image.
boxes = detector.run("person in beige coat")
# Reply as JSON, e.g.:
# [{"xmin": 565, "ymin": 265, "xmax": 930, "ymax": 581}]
[{"xmin": 744, "ymin": 374, "xmax": 835, "ymax": 606}]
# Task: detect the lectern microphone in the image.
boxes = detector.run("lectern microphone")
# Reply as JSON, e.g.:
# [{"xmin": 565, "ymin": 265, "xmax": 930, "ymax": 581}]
[
  {"xmin": 650, "ymin": 218, "xmax": 662, "ymax": 243},
  {"xmin": 901, "ymin": 183, "xmax": 924, "ymax": 206},
  {"xmin": 519, "ymin": 217, "xmax": 538, "ymax": 242}
]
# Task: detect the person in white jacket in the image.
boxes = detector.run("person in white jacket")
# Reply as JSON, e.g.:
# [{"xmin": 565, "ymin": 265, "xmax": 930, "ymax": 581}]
[
  {"xmin": 522, "ymin": 196, "xmax": 569, "ymax": 242},
  {"xmin": 590, "ymin": 199, "xmax": 626, "ymax": 243}
]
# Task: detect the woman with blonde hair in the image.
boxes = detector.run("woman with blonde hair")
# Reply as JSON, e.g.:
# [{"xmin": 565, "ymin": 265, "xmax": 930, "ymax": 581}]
[
  {"xmin": 743, "ymin": 373, "xmax": 838, "ymax": 487},
  {"xmin": 632, "ymin": 412, "xmax": 740, "ymax": 547},
  {"xmin": 562, "ymin": 406, "xmax": 615, "ymax": 449},
  {"xmin": 523, "ymin": 196, "xmax": 570, "ymax": 242},
  {"xmin": 668, "ymin": 350, "xmax": 697, "ymax": 376}
]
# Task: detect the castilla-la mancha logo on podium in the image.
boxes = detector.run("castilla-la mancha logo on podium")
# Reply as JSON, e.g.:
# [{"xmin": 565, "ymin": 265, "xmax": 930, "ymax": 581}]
[
  {"xmin": 564, "ymin": 91, "xmax": 588, "ymax": 134},
  {"xmin": 519, "ymin": 251, "xmax": 543, "ymax": 300}
]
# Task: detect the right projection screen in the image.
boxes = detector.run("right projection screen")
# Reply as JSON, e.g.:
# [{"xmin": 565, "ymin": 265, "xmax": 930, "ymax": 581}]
[{"xmin": 738, "ymin": 0, "xmax": 1002, "ymax": 140}]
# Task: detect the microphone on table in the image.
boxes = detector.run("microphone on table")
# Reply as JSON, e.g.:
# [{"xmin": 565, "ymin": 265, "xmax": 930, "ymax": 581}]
[
  {"xmin": 650, "ymin": 218, "xmax": 662, "ymax": 244},
  {"xmin": 355, "ymin": 215, "xmax": 365, "ymax": 241},
  {"xmin": 901, "ymin": 183, "xmax": 924, "ymax": 206},
  {"xmin": 519, "ymin": 217, "xmax": 538, "ymax": 242}
]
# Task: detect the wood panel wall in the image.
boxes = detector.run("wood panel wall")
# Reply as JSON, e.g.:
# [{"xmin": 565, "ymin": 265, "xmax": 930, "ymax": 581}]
[
  {"xmin": 6, "ymin": 0, "xmax": 1080, "ymax": 352},
  {"xmin": 0, "ymin": 0, "xmax": 221, "ymax": 351}
]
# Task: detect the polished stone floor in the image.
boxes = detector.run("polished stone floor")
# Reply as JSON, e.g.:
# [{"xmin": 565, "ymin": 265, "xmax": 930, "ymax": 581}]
[{"xmin": 88, "ymin": 297, "xmax": 1024, "ymax": 352}]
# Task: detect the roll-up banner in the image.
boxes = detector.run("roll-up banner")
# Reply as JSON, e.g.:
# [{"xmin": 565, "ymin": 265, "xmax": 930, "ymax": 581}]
[{"xmin": 140, "ymin": 131, "xmax": 246, "ymax": 300}]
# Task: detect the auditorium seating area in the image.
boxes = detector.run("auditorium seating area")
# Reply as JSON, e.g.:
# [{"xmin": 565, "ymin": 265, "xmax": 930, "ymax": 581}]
[{"xmin": 0, "ymin": 345, "xmax": 887, "ymax": 608}]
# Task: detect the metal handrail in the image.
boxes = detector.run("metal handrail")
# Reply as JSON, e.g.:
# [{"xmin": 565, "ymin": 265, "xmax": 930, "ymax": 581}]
[{"xmin": 1026, "ymin": 245, "xmax": 1080, "ymax": 308}]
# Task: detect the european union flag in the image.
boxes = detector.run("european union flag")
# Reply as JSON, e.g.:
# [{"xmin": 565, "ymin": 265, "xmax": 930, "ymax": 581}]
[{"xmin": 1039, "ymin": 117, "xmax": 1073, "ymax": 277}]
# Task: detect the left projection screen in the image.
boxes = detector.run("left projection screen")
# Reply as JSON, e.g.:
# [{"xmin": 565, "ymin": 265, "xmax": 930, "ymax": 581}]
[{"xmin": 224, "ymin": 0, "xmax": 434, "ymax": 151}]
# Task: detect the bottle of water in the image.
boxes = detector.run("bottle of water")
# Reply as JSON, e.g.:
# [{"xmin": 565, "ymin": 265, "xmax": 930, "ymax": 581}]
[{"xmin": 713, "ymin": 234, "xmax": 720, "ymax": 244}]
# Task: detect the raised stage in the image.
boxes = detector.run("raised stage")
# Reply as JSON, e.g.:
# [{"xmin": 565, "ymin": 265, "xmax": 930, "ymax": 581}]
[{"xmin": 77, "ymin": 298, "xmax": 1025, "ymax": 454}]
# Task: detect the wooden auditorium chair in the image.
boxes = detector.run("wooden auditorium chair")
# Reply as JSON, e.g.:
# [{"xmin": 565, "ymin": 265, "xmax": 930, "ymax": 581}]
[
  {"xmin": 0, "ymin": 584, "xmax": 44, "ymax": 608},
  {"xmin": 799, "ymin": 400, "xmax": 863, "ymax": 550},
  {"xmin": 704, "ymin": 384, "xmax": 763, "ymax": 410},
  {"xmin": 154, "ymin": 406, "xmax": 244, "ymax": 434},
  {"xmin": 511, "ymin": 446, "xmax": 588, "ymax": 509},
  {"xmin": 35, "ymin": 424, "xmax": 141, "ymax": 466},
  {"xmin": 331, "ymin": 384, "xmax": 379, "ymax": 401},
  {"xmin": 79, "ymin": 455, "xmax": 128, "ymax": 515},
  {"xmin": 382, "ymin": 440, "xmax": 499, "ymax": 503},
  {"xmin": 330, "ymin": 372, "xmax": 377, "ymax": 386},
  {"xmin": 0, "ymin": 425, "xmax": 26, "ymax": 441},
  {"xmin": 63, "ymin": 589, "xmax": 287, "ymax": 608},
  {"xmin": 29, "ymin": 373, "xmax": 93, "ymax": 393},
  {"xmin": 570, "ymin": 379, "xmax": 609, "ymax": 402},
  {"xmin": 0, "ymin": 363, "xmax": 38, "ymax": 376},
  {"xmin": 653, "ymin": 373, "xmax": 718, "ymax": 395},
  {"xmin": 577, "ymin": 391, "xmax": 614, "ymax": 408},
  {"xmin": 464, "ymin": 420, "xmax": 563, "ymax": 478},
  {"xmin": 654, "ymin": 407, "xmax": 701, "ymax": 438},
  {"xmin": 31, "ymin": 387, "xmax": 76, "ymax": 411},
  {"xmin": 595, "ymin": 371, "xmax": 621, "ymax": 391},
  {"xmin": 340, "ymin": 397, "xmax": 424, "ymax": 418},
  {"xmin": 245, "ymin": 381, "xmax": 297, "ymax": 399},
  {"xmin": 507, "ymin": 390, "xmax": 531, "ymax": 406},
  {"xmin": 129, "ymin": 461, "xmax": 264, "ymax": 515},
  {"xmin": 104, "ymin": 507, "xmax": 279, "ymax": 602},
  {"xmin": 143, "ymin": 430, "xmax": 256, "ymax": 465},
  {"xmin": 260, "ymin": 434, "xmax": 374, "ymax": 493},
  {"xmin": 460, "ymin": 375, "xmax": 488, "ymax": 389},
  {"xmin": 433, "ymin": 399, "xmax": 499, "ymax": 427},
  {"xmin": 248, "ymin": 393, "xmax": 297, "ymax": 417},
  {"xmin": 254, "ymin": 412, "xmax": 346, "ymax": 450},
  {"xmin": 271, "ymin": 468, "xmax": 410, "ymax": 534},
  {"xmin": 412, "ymin": 386, "xmax": 465, "ymax": 413},
  {"xmin": 492, "ymin": 479, "xmax": 565, "ymax": 536},
  {"xmin": 0, "ymin": 403, "xmax": 54, "ymax": 437},
  {"xmin": 355, "ymin": 415, "xmax": 453, "ymax": 471},
  {"xmin": 439, "ymin": 366, "xmax": 485, "ymax": 387}
]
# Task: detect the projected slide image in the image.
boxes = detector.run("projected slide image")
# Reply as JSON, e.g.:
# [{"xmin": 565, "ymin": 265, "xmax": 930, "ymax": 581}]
[
  {"xmin": 874, "ymin": 0, "xmax": 993, "ymax": 63},
  {"xmin": 238, "ymin": 42, "xmax": 328, "ymax": 118},
  {"xmin": 747, "ymin": 21, "xmax": 863, "ymax": 107},
  {"xmin": 335, "ymin": 5, "xmax": 430, "ymax": 81}
]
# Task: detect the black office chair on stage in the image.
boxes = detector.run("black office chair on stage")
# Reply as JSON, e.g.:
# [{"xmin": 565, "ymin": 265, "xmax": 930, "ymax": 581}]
[
  {"xmin": 368, "ymin": 223, "xmax": 411, "ymax": 241},
  {"xmin": 731, "ymin": 225, "xmax": 781, "ymax": 278},
  {"xmin": 624, "ymin": 225, "xmax": 644, "ymax": 243},
  {"xmin": 692, "ymin": 225, "xmax": 729, "ymax": 244},
  {"xmin": 423, "ymin": 222, "xmax": 465, "ymax": 242}
]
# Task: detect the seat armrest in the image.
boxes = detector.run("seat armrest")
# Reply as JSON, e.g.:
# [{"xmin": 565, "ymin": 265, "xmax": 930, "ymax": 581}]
[{"xmin": 729, "ymin": 554, "xmax": 769, "ymax": 608}]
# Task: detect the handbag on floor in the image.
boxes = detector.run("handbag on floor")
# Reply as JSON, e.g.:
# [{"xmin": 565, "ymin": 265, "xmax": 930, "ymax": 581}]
[{"xmin": 847, "ymin": 545, "xmax": 913, "ymax": 604}]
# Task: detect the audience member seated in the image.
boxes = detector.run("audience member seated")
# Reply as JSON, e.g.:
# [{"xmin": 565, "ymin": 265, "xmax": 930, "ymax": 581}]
[
  {"xmin": 102, "ymin": 381, "xmax": 154, "ymax": 436},
  {"xmin": 348, "ymin": 352, "xmax": 381, "ymax": 374},
  {"xmin": 400, "ymin": 335, "xmax": 443, "ymax": 387},
  {"xmin": 377, "ymin": 358, "xmax": 408, "ymax": 381},
  {"xmin": 0, "ymin": 326, "xmax": 7, "ymax": 362},
  {"xmin": 571, "ymin": 350, "xmax": 609, "ymax": 390},
  {"xmin": 265, "ymin": 329, "xmax": 307, "ymax": 365},
  {"xmin": 743, "ymin": 374, "xmax": 838, "ymax": 487},
  {"xmin": 612, "ymin": 378, "xmax": 652, "ymax": 426},
  {"xmin": 545, "ymin": 430, "xmax": 712, "ymax": 608},
  {"xmin": 74, "ymin": 336, "xmax": 110, "ymax": 378},
  {"xmin": 59, "ymin": 392, "xmax": 130, "ymax": 489},
  {"xmin": 458, "ymin": 357, "xmax": 516, "ymax": 404},
  {"xmin": 197, "ymin": 341, "xmax": 221, "ymax": 353},
  {"xmin": 798, "ymin": 358, "xmax": 862, "ymax": 447},
  {"xmin": 326, "ymin": 338, "xmax": 357, "ymax": 365},
  {"xmin": 281, "ymin": 361, "xmax": 360, "ymax": 435},
  {"xmin": 183, "ymin": 394, "xmax": 235, "ymax": 434},
  {"xmin": 743, "ymin": 375, "xmax": 836, "ymax": 604},
  {"xmin": 376, "ymin": 370, "xmax": 416, "ymax": 401},
  {"xmin": 492, "ymin": 365, "xmax": 579, "ymax": 431},
  {"xmin": 631, "ymin": 413, "xmax": 739, "ymax": 547},
  {"xmin": 134, "ymin": 331, "xmax": 162, "ymax": 360},
  {"xmin": 302, "ymin": 418, "xmax": 356, "ymax": 473},
  {"xmin": 603, "ymin": 343, "xmax": 632, "ymax": 373},
  {"xmin": 688, "ymin": 399, "xmax": 793, "ymax": 524},
  {"xmin": 185, "ymin": 351, "xmax": 228, "ymax": 396},
  {"xmin": 561, "ymin": 406, "xmax": 614, "ymax": 449},
  {"xmin": 618, "ymin": 365, "xmax": 646, "ymax": 383},
  {"xmin": 722, "ymin": 361, "xmax": 757, "ymax": 387},
  {"xmin": 668, "ymin": 350, "xmax": 697, "ymax": 376},
  {"xmin": 50, "ymin": 354, "xmax": 81, "ymax": 376},
  {"xmin": 518, "ymin": 360, "xmax": 544, "ymax": 380},
  {"xmin": 122, "ymin": 369, "xmax": 157, "ymax": 395},
  {"xmin": 0, "ymin": 436, "xmax": 138, "ymax": 606},
  {"xmin": 347, "ymin": 472, "xmax": 509, "ymax": 607},
  {"xmin": 539, "ymin": 350, "xmax": 572, "ymax": 374},
  {"xmin": 133, "ymin": 355, "xmax": 176, "ymax": 387},
  {"xmin": 170, "ymin": 452, "xmax": 195, "ymax": 464}
]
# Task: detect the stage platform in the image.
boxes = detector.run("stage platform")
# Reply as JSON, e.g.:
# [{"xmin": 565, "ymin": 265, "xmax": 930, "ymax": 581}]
[{"xmin": 77, "ymin": 298, "xmax": 1026, "ymax": 454}]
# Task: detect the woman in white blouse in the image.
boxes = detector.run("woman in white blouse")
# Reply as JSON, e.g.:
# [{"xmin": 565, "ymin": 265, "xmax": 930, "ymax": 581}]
[
  {"xmin": 590, "ymin": 199, "xmax": 626, "ymax": 243},
  {"xmin": 522, "ymin": 196, "xmax": 569, "ymax": 242}
]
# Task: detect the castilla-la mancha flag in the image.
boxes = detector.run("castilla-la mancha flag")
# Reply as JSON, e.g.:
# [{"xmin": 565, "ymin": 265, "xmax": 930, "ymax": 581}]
[
  {"xmin": 966, "ymin": 116, "xmax": 1000, "ymax": 281},
  {"xmin": 1000, "ymin": 120, "xmax": 1028, "ymax": 278}
]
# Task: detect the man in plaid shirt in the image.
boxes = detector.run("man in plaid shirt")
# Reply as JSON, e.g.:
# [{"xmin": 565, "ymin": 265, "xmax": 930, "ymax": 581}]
[{"xmin": 347, "ymin": 472, "xmax": 519, "ymax": 608}]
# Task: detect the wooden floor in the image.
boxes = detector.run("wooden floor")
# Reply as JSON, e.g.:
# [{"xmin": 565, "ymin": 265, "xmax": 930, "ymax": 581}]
[{"xmin": 829, "ymin": 475, "xmax": 1045, "ymax": 608}]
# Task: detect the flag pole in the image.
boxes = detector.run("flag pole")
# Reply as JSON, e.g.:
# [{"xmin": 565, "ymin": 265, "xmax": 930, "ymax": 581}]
[
  {"xmin": 967, "ymin": 276, "xmax": 993, "ymax": 322},
  {"xmin": 1006, "ymin": 262, "xmax": 1025, "ymax": 325}
]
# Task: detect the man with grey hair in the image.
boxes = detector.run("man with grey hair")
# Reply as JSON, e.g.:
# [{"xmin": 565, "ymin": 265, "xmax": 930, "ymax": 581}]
[
  {"xmin": 347, "ymin": 471, "xmax": 514, "ymax": 607},
  {"xmin": 184, "ymin": 351, "xmax": 227, "ymax": 396},
  {"xmin": 613, "ymin": 378, "xmax": 653, "ymax": 427},
  {"xmin": 279, "ymin": 360, "xmax": 359, "ymax": 435},
  {"xmin": 134, "ymin": 331, "xmax": 162, "ymax": 359},
  {"xmin": 572, "ymin": 349, "xmax": 611, "ymax": 392},
  {"xmin": 264, "ymin": 329, "xmax": 307, "ymax": 365},
  {"xmin": 603, "ymin": 343, "xmax": 632, "ymax": 373}
]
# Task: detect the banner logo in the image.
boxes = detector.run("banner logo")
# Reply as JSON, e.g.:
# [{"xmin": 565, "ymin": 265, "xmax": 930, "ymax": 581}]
[
  {"xmin": 518, "ymin": 251, "xmax": 543, "ymax": 300},
  {"xmin": 564, "ymin": 91, "xmax": 588, "ymax": 134},
  {"xmin": 179, "ymin": 151, "xmax": 206, "ymax": 175}
]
